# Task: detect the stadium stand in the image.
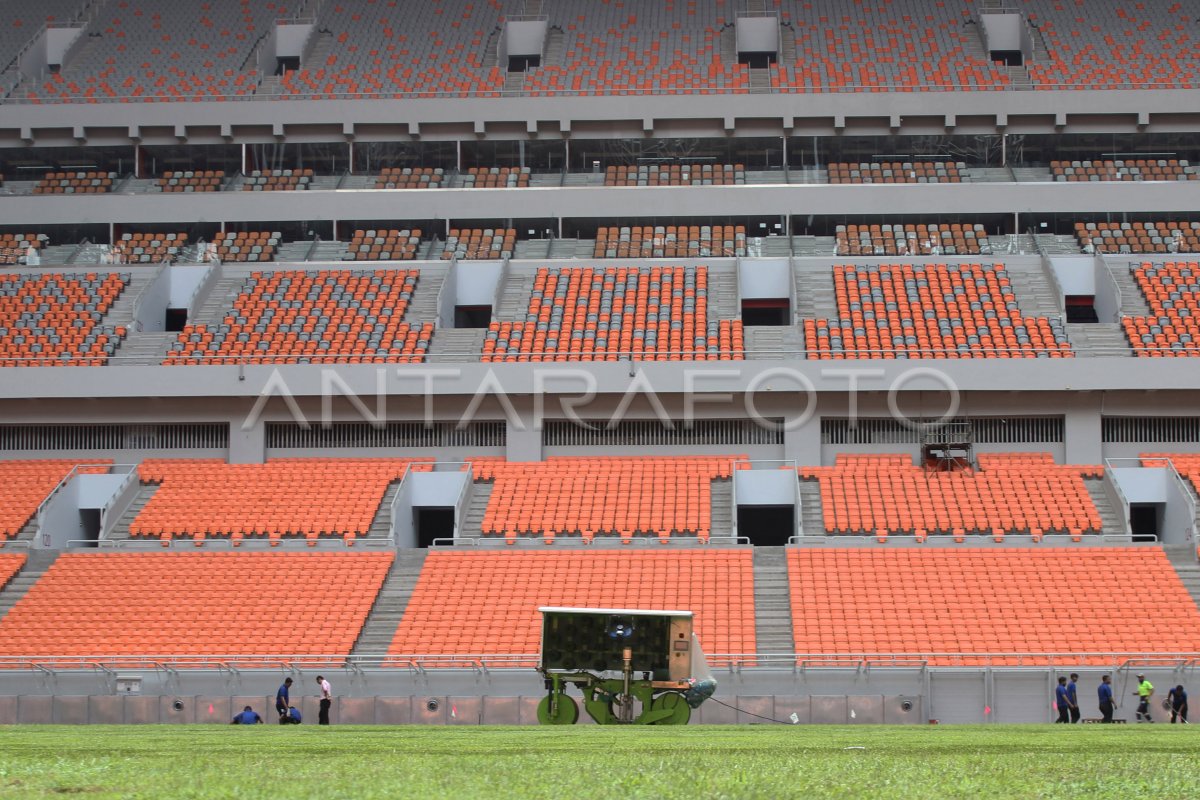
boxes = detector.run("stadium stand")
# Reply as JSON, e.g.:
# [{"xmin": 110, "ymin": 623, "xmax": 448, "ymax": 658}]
[
  {"xmin": 374, "ymin": 167, "xmax": 443, "ymax": 189},
  {"xmin": 156, "ymin": 170, "xmax": 226, "ymax": 192},
  {"xmin": 460, "ymin": 167, "xmax": 530, "ymax": 188},
  {"xmin": 241, "ymin": 169, "xmax": 313, "ymax": 191},
  {"xmin": 0, "ymin": 460, "xmax": 112, "ymax": 540},
  {"xmin": 387, "ymin": 550, "xmax": 755, "ymax": 661},
  {"xmin": 799, "ymin": 453, "xmax": 1103, "ymax": 541},
  {"xmin": 0, "ymin": 1, "xmax": 84, "ymax": 68},
  {"xmin": 472, "ymin": 456, "xmax": 740, "ymax": 543},
  {"xmin": 835, "ymin": 224, "xmax": 993, "ymax": 256},
  {"xmin": 788, "ymin": 548, "xmax": 1200, "ymax": 663},
  {"xmin": 209, "ymin": 231, "xmax": 279, "ymax": 263},
  {"xmin": 593, "ymin": 225, "xmax": 747, "ymax": 258},
  {"xmin": 1076, "ymin": 223, "xmax": 1200, "ymax": 255},
  {"xmin": 163, "ymin": 269, "xmax": 433, "ymax": 365},
  {"xmin": 0, "ymin": 272, "xmax": 129, "ymax": 366},
  {"xmin": 483, "ymin": 266, "xmax": 744, "ymax": 362},
  {"xmin": 0, "ymin": 552, "xmax": 393, "ymax": 663},
  {"xmin": 828, "ymin": 162, "xmax": 968, "ymax": 184},
  {"xmin": 440, "ymin": 228, "xmax": 515, "ymax": 260},
  {"xmin": 605, "ymin": 164, "xmax": 746, "ymax": 186},
  {"xmin": 0, "ymin": 234, "xmax": 46, "ymax": 265},
  {"xmin": 32, "ymin": 171, "xmax": 116, "ymax": 194},
  {"xmin": 1142, "ymin": 454, "xmax": 1200, "ymax": 494},
  {"xmin": 1052, "ymin": 160, "xmax": 1197, "ymax": 182},
  {"xmin": 110, "ymin": 232, "xmax": 188, "ymax": 263},
  {"xmin": 347, "ymin": 229, "xmax": 423, "ymax": 261},
  {"xmin": 1122, "ymin": 261, "xmax": 1200, "ymax": 356},
  {"xmin": 128, "ymin": 459, "xmax": 428, "ymax": 545},
  {"xmin": 803, "ymin": 263, "xmax": 1073, "ymax": 358},
  {"xmin": 0, "ymin": 553, "xmax": 25, "ymax": 588}
]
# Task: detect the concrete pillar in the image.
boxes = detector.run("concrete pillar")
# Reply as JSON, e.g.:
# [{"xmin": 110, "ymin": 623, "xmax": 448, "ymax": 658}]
[
  {"xmin": 1063, "ymin": 397, "xmax": 1103, "ymax": 465},
  {"xmin": 228, "ymin": 419, "xmax": 266, "ymax": 464}
]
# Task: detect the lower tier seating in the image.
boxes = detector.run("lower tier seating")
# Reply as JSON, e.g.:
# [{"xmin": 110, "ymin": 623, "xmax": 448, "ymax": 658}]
[
  {"xmin": 0, "ymin": 460, "xmax": 112, "ymax": 540},
  {"xmin": 800, "ymin": 453, "xmax": 1103, "ymax": 540},
  {"xmin": 804, "ymin": 263, "xmax": 1073, "ymax": 359},
  {"xmin": 788, "ymin": 548, "xmax": 1200, "ymax": 664},
  {"xmin": 0, "ymin": 552, "xmax": 393, "ymax": 663},
  {"xmin": 387, "ymin": 550, "xmax": 755, "ymax": 662},
  {"xmin": 1077, "ymin": 222, "xmax": 1200, "ymax": 254},
  {"xmin": 473, "ymin": 456, "xmax": 741, "ymax": 543},
  {"xmin": 836, "ymin": 224, "xmax": 993, "ymax": 256},
  {"xmin": 828, "ymin": 162, "xmax": 967, "ymax": 184},
  {"xmin": 129, "ymin": 459, "xmax": 430, "ymax": 545},
  {"xmin": 1122, "ymin": 262, "xmax": 1200, "ymax": 356},
  {"xmin": 0, "ymin": 272, "xmax": 129, "ymax": 366}
]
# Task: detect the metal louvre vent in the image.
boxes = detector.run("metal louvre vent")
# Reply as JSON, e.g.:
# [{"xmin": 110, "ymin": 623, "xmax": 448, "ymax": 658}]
[
  {"xmin": 0, "ymin": 423, "xmax": 228, "ymax": 451},
  {"xmin": 821, "ymin": 417, "xmax": 1064, "ymax": 445},
  {"xmin": 266, "ymin": 421, "xmax": 507, "ymax": 449},
  {"xmin": 542, "ymin": 419, "xmax": 783, "ymax": 447},
  {"xmin": 1103, "ymin": 417, "xmax": 1200, "ymax": 443}
]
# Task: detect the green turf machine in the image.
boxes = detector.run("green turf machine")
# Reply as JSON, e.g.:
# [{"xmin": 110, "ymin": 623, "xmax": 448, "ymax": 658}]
[{"xmin": 535, "ymin": 607, "xmax": 717, "ymax": 725}]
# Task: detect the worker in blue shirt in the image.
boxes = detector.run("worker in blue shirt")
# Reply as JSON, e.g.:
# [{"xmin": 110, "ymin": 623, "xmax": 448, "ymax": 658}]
[
  {"xmin": 231, "ymin": 706, "xmax": 263, "ymax": 725},
  {"xmin": 1168, "ymin": 685, "xmax": 1188, "ymax": 724},
  {"xmin": 275, "ymin": 677, "xmax": 293, "ymax": 724},
  {"xmin": 282, "ymin": 706, "xmax": 302, "ymax": 725},
  {"xmin": 1097, "ymin": 674, "xmax": 1116, "ymax": 723},
  {"xmin": 1055, "ymin": 676, "xmax": 1072, "ymax": 723},
  {"xmin": 1067, "ymin": 673, "xmax": 1081, "ymax": 723}
]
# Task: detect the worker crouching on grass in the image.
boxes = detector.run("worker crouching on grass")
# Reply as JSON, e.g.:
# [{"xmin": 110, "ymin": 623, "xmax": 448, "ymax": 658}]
[
  {"xmin": 231, "ymin": 706, "xmax": 263, "ymax": 725},
  {"xmin": 1168, "ymin": 685, "xmax": 1188, "ymax": 724},
  {"xmin": 1134, "ymin": 674, "xmax": 1155, "ymax": 722}
]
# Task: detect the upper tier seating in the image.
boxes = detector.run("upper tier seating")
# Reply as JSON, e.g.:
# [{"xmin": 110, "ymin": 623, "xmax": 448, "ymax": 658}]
[
  {"xmin": 1122, "ymin": 261, "xmax": 1200, "ymax": 356},
  {"xmin": 803, "ymin": 263, "xmax": 1073, "ymax": 359},
  {"xmin": 440, "ymin": 228, "xmax": 514, "ymax": 261},
  {"xmin": 483, "ymin": 266, "xmax": 744, "ymax": 362},
  {"xmin": 828, "ymin": 162, "xmax": 968, "ymax": 184},
  {"xmin": 241, "ymin": 169, "xmax": 313, "ymax": 191},
  {"xmin": 374, "ymin": 167, "xmax": 443, "ymax": 189},
  {"xmin": 0, "ymin": 552, "xmax": 393, "ymax": 663},
  {"xmin": 593, "ymin": 225, "xmax": 747, "ymax": 259},
  {"xmin": 0, "ymin": 233, "xmax": 46, "ymax": 265},
  {"xmin": 157, "ymin": 170, "xmax": 226, "ymax": 192},
  {"xmin": 1052, "ymin": 160, "xmax": 1197, "ymax": 182},
  {"xmin": 129, "ymin": 458, "xmax": 428, "ymax": 544},
  {"xmin": 33, "ymin": 171, "xmax": 116, "ymax": 194},
  {"xmin": 210, "ymin": 231, "xmax": 279, "ymax": 263},
  {"xmin": 836, "ymin": 224, "xmax": 993, "ymax": 256},
  {"xmin": 277, "ymin": 0, "xmax": 511, "ymax": 98},
  {"xmin": 0, "ymin": 553, "xmax": 25, "ymax": 588},
  {"xmin": 164, "ymin": 269, "xmax": 432, "ymax": 365},
  {"xmin": 0, "ymin": 2, "xmax": 84, "ymax": 72},
  {"xmin": 1076, "ymin": 222, "xmax": 1200, "ymax": 255},
  {"xmin": 605, "ymin": 164, "xmax": 746, "ymax": 186},
  {"xmin": 0, "ymin": 460, "xmax": 112, "ymax": 539},
  {"xmin": 1142, "ymin": 454, "xmax": 1200, "ymax": 494},
  {"xmin": 26, "ymin": 0, "xmax": 275, "ymax": 102},
  {"xmin": 111, "ymin": 232, "xmax": 188, "ymax": 263},
  {"xmin": 347, "ymin": 229, "xmax": 423, "ymax": 261},
  {"xmin": 387, "ymin": 550, "xmax": 755, "ymax": 662},
  {"xmin": 0, "ymin": 272, "xmax": 129, "ymax": 366},
  {"xmin": 460, "ymin": 167, "xmax": 529, "ymax": 188},
  {"xmin": 788, "ymin": 548, "xmax": 1200, "ymax": 664},
  {"xmin": 473, "ymin": 456, "xmax": 741, "ymax": 543},
  {"xmin": 799, "ymin": 453, "xmax": 1103, "ymax": 540}
]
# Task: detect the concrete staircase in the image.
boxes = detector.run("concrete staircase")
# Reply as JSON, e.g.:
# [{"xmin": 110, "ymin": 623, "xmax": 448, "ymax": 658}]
[
  {"xmin": 188, "ymin": 276, "xmax": 245, "ymax": 324},
  {"xmin": 425, "ymin": 328, "xmax": 485, "ymax": 362},
  {"xmin": 105, "ymin": 483, "xmax": 159, "ymax": 541},
  {"xmin": 751, "ymin": 547, "xmax": 795, "ymax": 657},
  {"xmin": 103, "ymin": 267, "xmax": 159, "ymax": 329},
  {"xmin": 0, "ymin": 551, "xmax": 59, "ymax": 622},
  {"xmin": 1004, "ymin": 262, "xmax": 1063, "ymax": 318},
  {"xmin": 349, "ymin": 550, "xmax": 429, "ymax": 664},
  {"xmin": 114, "ymin": 331, "xmax": 178, "ymax": 365},
  {"xmin": 548, "ymin": 238, "xmax": 581, "ymax": 259},
  {"xmin": 459, "ymin": 483, "xmax": 493, "ymax": 538},
  {"xmin": 275, "ymin": 241, "xmax": 314, "ymax": 263},
  {"xmin": 1084, "ymin": 477, "xmax": 1126, "ymax": 536},
  {"xmin": 793, "ymin": 265, "xmax": 837, "ymax": 320},
  {"xmin": 709, "ymin": 271, "xmax": 740, "ymax": 320},
  {"xmin": 513, "ymin": 239, "xmax": 551, "ymax": 259},
  {"xmin": 710, "ymin": 479, "xmax": 733, "ymax": 538},
  {"xmin": 542, "ymin": 27, "xmax": 565, "ymax": 67},
  {"xmin": 367, "ymin": 482, "xmax": 403, "ymax": 541},
  {"xmin": 792, "ymin": 236, "xmax": 836, "ymax": 256},
  {"xmin": 797, "ymin": 479, "xmax": 824, "ymax": 536},
  {"xmin": 756, "ymin": 235, "xmax": 793, "ymax": 257},
  {"xmin": 1164, "ymin": 546, "xmax": 1200, "ymax": 613},
  {"xmin": 405, "ymin": 269, "xmax": 445, "ymax": 323},
  {"xmin": 1035, "ymin": 234, "xmax": 1083, "ymax": 255},
  {"xmin": 1066, "ymin": 322, "xmax": 1132, "ymax": 357},
  {"xmin": 307, "ymin": 241, "xmax": 349, "ymax": 263},
  {"xmin": 1012, "ymin": 167, "xmax": 1053, "ymax": 183},
  {"xmin": 1107, "ymin": 262, "xmax": 1153, "ymax": 316},
  {"xmin": 497, "ymin": 272, "xmax": 536, "ymax": 320},
  {"xmin": 748, "ymin": 68, "xmax": 773, "ymax": 93},
  {"xmin": 302, "ymin": 30, "xmax": 334, "ymax": 71},
  {"xmin": 967, "ymin": 167, "xmax": 1017, "ymax": 183},
  {"xmin": 745, "ymin": 326, "xmax": 806, "ymax": 360}
]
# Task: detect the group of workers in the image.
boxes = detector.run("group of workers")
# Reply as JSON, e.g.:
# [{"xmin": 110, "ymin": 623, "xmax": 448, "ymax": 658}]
[
  {"xmin": 1057, "ymin": 673, "xmax": 1188, "ymax": 724},
  {"xmin": 230, "ymin": 676, "xmax": 334, "ymax": 725}
]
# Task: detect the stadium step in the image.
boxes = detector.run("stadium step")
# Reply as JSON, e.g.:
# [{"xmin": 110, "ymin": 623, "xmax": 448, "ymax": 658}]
[
  {"xmin": 543, "ymin": 27, "xmax": 564, "ymax": 67},
  {"xmin": 751, "ymin": 547, "xmax": 795, "ymax": 657},
  {"xmin": 1106, "ymin": 262, "xmax": 1153, "ymax": 316},
  {"xmin": 497, "ymin": 272, "xmax": 536, "ymax": 320},
  {"xmin": 113, "ymin": 331, "xmax": 180, "ymax": 366},
  {"xmin": 1035, "ymin": 234, "xmax": 1083, "ymax": 255},
  {"xmin": 710, "ymin": 271, "xmax": 740, "ymax": 321},
  {"xmin": 425, "ymin": 328, "xmax": 486, "ymax": 363},
  {"xmin": 191, "ymin": 276, "xmax": 245, "ymax": 324},
  {"xmin": 1083, "ymin": 477, "xmax": 1126, "ymax": 536},
  {"xmin": 791, "ymin": 235, "xmax": 834, "ymax": 257},
  {"xmin": 459, "ymin": 482, "xmax": 494, "ymax": 539},
  {"xmin": 1066, "ymin": 323, "xmax": 1132, "ymax": 357},
  {"xmin": 711, "ymin": 478, "xmax": 733, "ymax": 539},
  {"xmin": 0, "ymin": 550, "xmax": 60, "ymax": 623},
  {"xmin": 1003, "ymin": 262, "xmax": 1066, "ymax": 318},
  {"xmin": 308, "ymin": 241, "xmax": 350, "ymax": 262},
  {"xmin": 745, "ymin": 326, "xmax": 804, "ymax": 360},
  {"xmin": 756, "ymin": 235, "xmax": 792, "ymax": 257},
  {"xmin": 101, "ymin": 267, "xmax": 162, "ymax": 332},
  {"xmin": 1012, "ymin": 167, "xmax": 1054, "ymax": 183},
  {"xmin": 367, "ymin": 481, "xmax": 405, "ymax": 541},
  {"xmin": 1163, "ymin": 546, "xmax": 1200, "ymax": 614},
  {"xmin": 403, "ymin": 268, "xmax": 445, "ymax": 323},
  {"xmin": 274, "ymin": 241, "xmax": 314, "ymax": 263},
  {"xmin": 349, "ymin": 549, "xmax": 429, "ymax": 664},
  {"xmin": 513, "ymin": 239, "xmax": 551, "ymax": 259},
  {"xmin": 106, "ymin": 482, "xmax": 160, "ymax": 541},
  {"xmin": 547, "ymin": 238, "xmax": 581, "ymax": 258},
  {"xmin": 797, "ymin": 479, "xmax": 824, "ymax": 537},
  {"xmin": 11, "ymin": 515, "xmax": 41, "ymax": 545},
  {"xmin": 793, "ymin": 264, "xmax": 840, "ymax": 320}
]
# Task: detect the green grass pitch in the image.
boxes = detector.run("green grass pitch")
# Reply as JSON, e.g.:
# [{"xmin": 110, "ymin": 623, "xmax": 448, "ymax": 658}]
[{"xmin": 0, "ymin": 725, "xmax": 1196, "ymax": 799}]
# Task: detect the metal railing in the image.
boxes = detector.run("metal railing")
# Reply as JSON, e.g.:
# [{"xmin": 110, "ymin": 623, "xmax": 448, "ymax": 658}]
[{"xmin": 431, "ymin": 534, "xmax": 752, "ymax": 547}]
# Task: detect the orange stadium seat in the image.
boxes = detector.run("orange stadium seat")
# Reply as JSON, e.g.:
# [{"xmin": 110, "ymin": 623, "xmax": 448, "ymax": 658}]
[
  {"xmin": 387, "ymin": 550, "xmax": 756, "ymax": 663},
  {"xmin": 1055, "ymin": 161, "xmax": 1197, "ymax": 184},
  {"xmin": 440, "ymin": 228, "xmax": 513, "ymax": 260},
  {"xmin": 0, "ymin": 553, "xmax": 26, "ymax": 588},
  {"xmin": 32, "ymin": 171, "xmax": 116, "ymax": 194},
  {"xmin": 241, "ymin": 169, "xmax": 313, "ymax": 191},
  {"xmin": 604, "ymin": 164, "xmax": 746, "ymax": 186},
  {"xmin": 593, "ymin": 226, "xmax": 746, "ymax": 259},
  {"xmin": 348, "ymin": 229, "xmax": 423, "ymax": 261},
  {"xmin": 1143, "ymin": 454, "xmax": 1200, "ymax": 493},
  {"xmin": 461, "ymin": 167, "xmax": 530, "ymax": 188},
  {"xmin": 210, "ymin": 230, "xmax": 279, "ymax": 262},
  {"xmin": 0, "ymin": 552, "xmax": 393, "ymax": 664},
  {"xmin": 828, "ymin": 162, "xmax": 967, "ymax": 184},
  {"xmin": 374, "ymin": 167, "xmax": 443, "ymax": 189},
  {"xmin": 157, "ymin": 169, "xmax": 226, "ymax": 192},
  {"xmin": 0, "ymin": 272, "xmax": 129, "ymax": 366},
  {"xmin": 836, "ymin": 224, "xmax": 993, "ymax": 256},
  {"xmin": 0, "ymin": 460, "xmax": 113, "ymax": 540},
  {"xmin": 1077, "ymin": 222, "xmax": 1200, "ymax": 255},
  {"xmin": 1122, "ymin": 262, "xmax": 1200, "ymax": 356},
  {"xmin": 788, "ymin": 548, "xmax": 1200, "ymax": 664},
  {"xmin": 0, "ymin": 233, "xmax": 47, "ymax": 265},
  {"xmin": 483, "ymin": 266, "xmax": 744, "ymax": 362},
  {"xmin": 111, "ymin": 232, "xmax": 188, "ymax": 264}
]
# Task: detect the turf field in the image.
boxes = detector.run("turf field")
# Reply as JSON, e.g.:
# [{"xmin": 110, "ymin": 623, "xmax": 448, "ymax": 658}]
[{"xmin": 0, "ymin": 724, "xmax": 1195, "ymax": 799}]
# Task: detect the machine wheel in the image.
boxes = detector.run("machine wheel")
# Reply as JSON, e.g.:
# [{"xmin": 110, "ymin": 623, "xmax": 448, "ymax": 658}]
[
  {"xmin": 537, "ymin": 694, "xmax": 579, "ymax": 725},
  {"xmin": 648, "ymin": 692, "xmax": 691, "ymax": 725}
]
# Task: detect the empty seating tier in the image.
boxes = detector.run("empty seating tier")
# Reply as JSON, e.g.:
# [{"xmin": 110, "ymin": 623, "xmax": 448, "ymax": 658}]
[
  {"xmin": 788, "ymin": 548, "xmax": 1200, "ymax": 664},
  {"xmin": 804, "ymin": 263, "xmax": 1073, "ymax": 359},
  {"xmin": 0, "ymin": 460, "xmax": 112, "ymax": 539},
  {"xmin": 157, "ymin": 170, "xmax": 226, "ymax": 192},
  {"xmin": 460, "ymin": 167, "xmax": 529, "ymax": 188},
  {"xmin": 0, "ymin": 553, "xmax": 25, "ymax": 587},
  {"xmin": 1053, "ymin": 160, "xmax": 1197, "ymax": 182},
  {"xmin": 799, "ymin": 453, "xmax": 1102, "ymax": 540},
  {"xmin": 0, "ymin": 552, "xmax": 393, "ymax": 663},
  {"xmin": 129, "ymin": 459, "xmax": 429, "ymax": 544},
  {"xmin": 0, "ymin": 272, "xmax": 129, "ymax": 366},
  {"xmin": 836, "ymin": 224, "xmax": 993, "ymax": 256},
  {"xmin": 33, "ymin": 171, "xmax": 116, "ymax": 194},
  {"xmin": 1077, "ymin": 223, "xmax": 1200, "ymax": 255},
  {"xmin": 605, "ymin": 164, "xmax": 746, "ymax": 186},
  {"xmin": 241, "ymin": 169, "xmax": 313, "ymax": 191},
  {"xmin": 111, "ymin": 232, "xmax": 188, "ymax": 264},
  {"xmin": 163, "ymin": 269, "xmax": 432, "ymax": 365},
  {"xmin": 348, "ymin": 229, "xmax": 423, "ymax": 261},
  {"xmin": 1142, "ymin": 454, "xmax": 1200, "ymax": 495},
  {"xmin": 209, "ymin": 231, "xmax": 279, "ymax": 263},
  {"xmin": 441, "ymin": 229, "xmax": 514, "ymax": 261},
  {"xmin": 473, "ymin": 456, "xmax": 741, "ymax": 543},
  {"xmin": 484, "ymin": 266, "xmax": 744, "ymax": 362},
  {"xmin": 593, "ymin": 226, "xmax": 747, "ymax": 259},
  {"xmin": 374, "ymin": 167, "xmax": 443, "ymax": 189},
  {"xmin": 1122, "ymin": 261, "xmax": 1200, "ymax": 356},
  {"xmin": 828, "ymin": 162, "xmax": 967, "ymax": 184},
  {"xmin": 387, "ymin": 550, "xmax": 755, "ymax": 662},
  {"xmin": 0, "ymin": 234, "xmax": 46, "ymax": 265}
]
